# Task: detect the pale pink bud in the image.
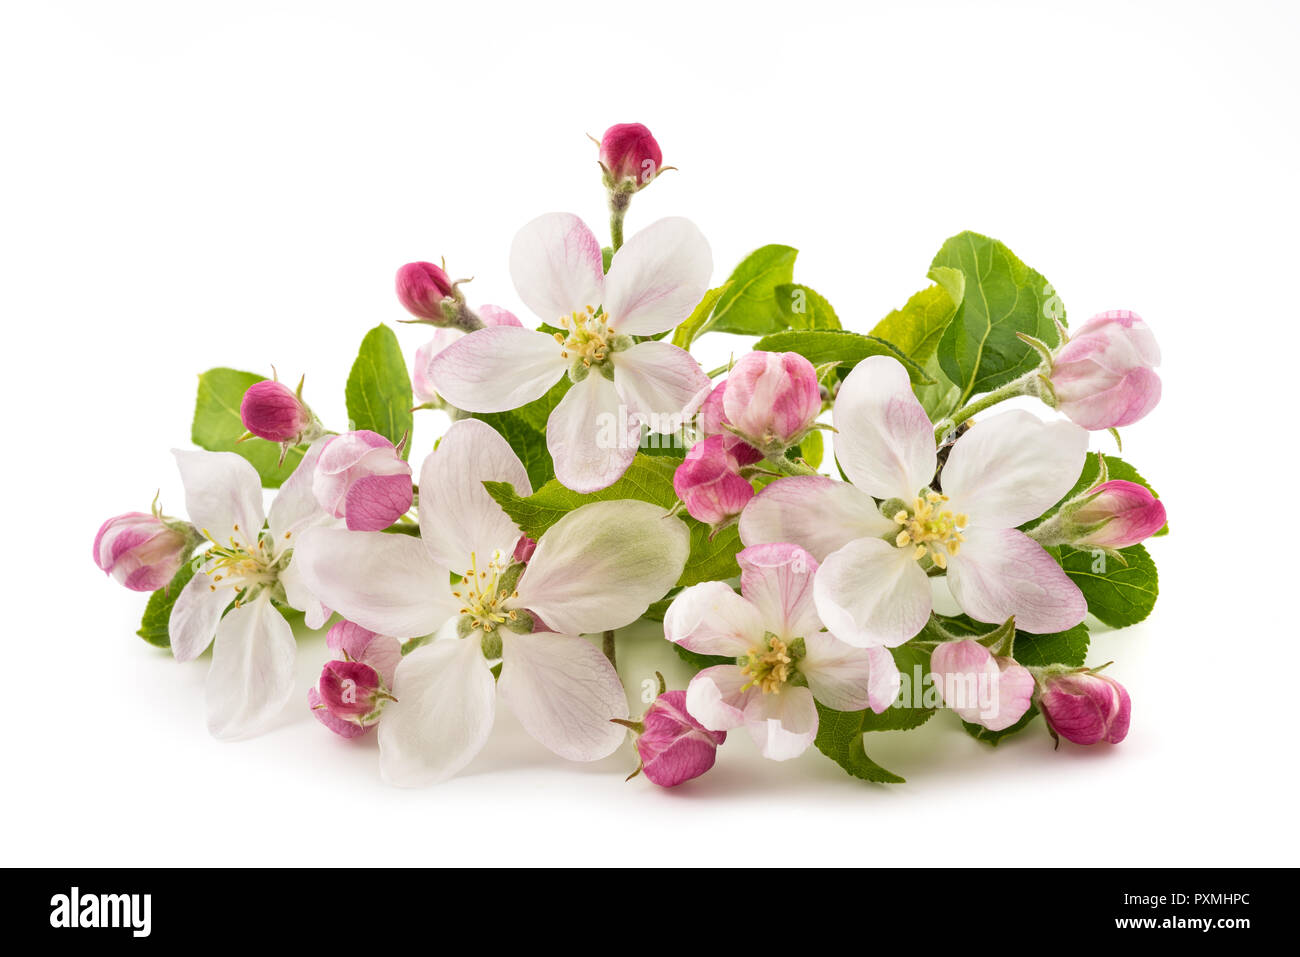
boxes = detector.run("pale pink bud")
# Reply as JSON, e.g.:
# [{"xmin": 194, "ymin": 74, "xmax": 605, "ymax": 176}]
[
  {"xmin": 312, "ymin": 431, "xmax": 413, "ymax": 531},
  {"xmin": 395, "ymin": 261, "xmax": 454, "ymax": 321},
  {"xmin": 722, "ymin": 351, "xmax": 822, "ymax": 448},
  {"xmin": 1050, "ymin": 310, "xmax": 1161, "ymax": 430},
  {"xmin": 1039, "ymin": 672, "xmax": 1131, "ymax": 745},
  {"xmin": 930, "ymin": 639, "xmax": 1035, "ymax": 732},
  {"xmin": 673, "ymin": 434, "xmax": 757, "ymax": 525},
  {"xmin": 635, "ymin": 690, "xmax": 726, "ymax": 787},
  {"xmin": 92, "ymin": 512, "xmax": 193, "ymax": 592},
  {"xmin": 599, "ymin": 122, "xmax": 663, "ymax": 188},
  {"xmin": 411, "ymin": 306, "xmax": 521, "ymax": 405},
  {"xmin": 1072, "ymin": 480, "xmax": 1166, "ymax": 548},
  {"xmin": 239, "ymin": 379, "xmax": 312, "ymax": 442}
]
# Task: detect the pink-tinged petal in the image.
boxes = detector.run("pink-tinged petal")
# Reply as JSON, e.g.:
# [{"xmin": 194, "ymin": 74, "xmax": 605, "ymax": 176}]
[
  {"xmin": 343, "ymin": 473, "xmax": 413, "ymax": 531},
  {"xmin": 205, "ymin": 594, "xmax": 296, "ymax": 740},
  {"xmin": 946, "ymin": 527, "xmax": 1086, "ymax": 634},
  {"xmin": 814, "ymin": 537, "xmax": 932, "ymax": 647},
  {"xmin": 663, "ymin": 581, "xmax": 765, "ymax": 657},
  {"xmin": 798, "ymin": 630, "xmax": 882, "ymax": 712},
  {"xmin": 931, "ymin": 639, "xmax": 1034, "ymax": 731},
  {"xmin": 427, "ymin": 326, "xmax": 567, "ymax": 414},
  {"xmin": 498, "ymin": 631, "xmax": 629, "ymax": 761},
  {"xmin": 168, "ymin": 565, "xmax": 230, "ymax": 661},
  {"xmin": 360, "ymin": 635, "xmax": 403, "ymax": 688},
  {"xmin": 739, "ymin": 476, "xmax": 896, "ymax": 561},
  {"xmin": 612, "ymin": 341, "xmax": 711, "ymax": 431},
  {"xmin": 267, "ymin": 439, "xmax": 331, "ymax": 553},
  {"xmin": 478, "ymin": 304, "xmax": 522, "ymax": 327},
  {"xmin": 418, "ymin": 418, "xmax": 531, "ymax": 572},
  {"xmin": 737, "ymin": 543, "xmax": 821, "ymax": 640},
  {"xmin": 941, "ymin": 411, "xmax": 1089, "ymax": 529},
  {"xmin": 743, "ymin": 685, "xmax": 818, "ymax": 761},
  {"xmin": 685, "ymin": 664, "xmax": 757, "ymax": 732},
  {"xmin": 327, "ymin": 619, "xmax": 379, "ymax": 659},
  {"xmin": 308, "ymin": 686, "xmax": 369, "ymax": 738},
  {"xmin": 832, "ymin": 356, "xmax": 936, "ymax": 499},
  {"xmin": 293, "ymin": 527, "xmax": 458, "ymax": 638},
  {"xmin": 509, "ymin": 212, "xmax": 605, "ymax": 323},
  {"xmin": 412, "ymin": 329, "xmax": 464, "ymax": 404},
  {"xmin": 546, "ymin": 372, "xmax": 638, "ymax": 493},
  {"xmin": 173, "ymin": 449, "xmax": 266, "ymax": 551},
  {"xmin": 603, "ymin": 217, "xmax": 713, "ymax": 336},
  {"xmin": 673, "ymin": 435, "xmax": 755, "ymax": 525},
  {"xmin": 277, "ymin": 556, "xmax": 329, "ymax": 626},
  {"xmin": 1056, "ymin": 367, "xmax": 1161, "ymax": 431},
  {"xmin": 866, "ymin": 647, "xmax": 903, "ymax": 713},
  {"xmin": 378, "ymin": 638, "xmax": 497, "ymax": 786}
]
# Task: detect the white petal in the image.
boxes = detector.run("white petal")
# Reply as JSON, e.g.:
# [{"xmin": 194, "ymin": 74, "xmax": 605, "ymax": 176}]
[
  {"xmin": 293, "ymin": 527, "xmax": 457, "ymax": 638},
  {"xmin": 418, "ymin": 419, "xmax": 530, "ymax": 571},
  {"xmin": 509, "ymin": 211, "xmax": 605, "ymax": 323},
  {"xmin": 498, "ymin": 631, "xmax": 629, "ymax": 761},
  {"xmin": 604, "ymin": 217, "xmax": 713, "ymax": 336},
  {"xmin": 663, "ymin": 581, "xmax": 765, "ymax": 657},
  {"xmin": 168, "ymin": 565, "xmax": 229, "ymax": 661},
  {"xmin": 278, "ymin": 557, "xmax": 328, "ymax": 628},
  {"xmin": 427, "ymin": 326, "xmax": 567, "ymax": 414},
  {"xmin": 267, "ymin": 438, "xmax": 331, "ymax": 553},
  {"xmin": 685, "ymin": 664, "xmax": 757, "ymax": 732},
  {"xmin": 947, "ymin": 527, "xmax": 1087, "ymax": 634},
  {"xmin": 744, "ymin": 685, "xmax": 818, "ymax": 761},
  {"xmin": 737, "ymin": 543, "xmax": 822, "ymax": 640},
  {"xmin": 739, "ymin": 476, "xmax": 896, "ymax": 562},
  {"xmin": 814, "ymin": 537, "xmax": 932, "ymax": 647},
  {"xmin": 799, "ymin": 630, "xmax": 897, "ymax": 713},
  {"xmin": 173, "ymin": 449, "xmax": 266, "ymax": 550},
  {"xmin": 941, "ymin": 410, "xmax": 1089, "ymax": 528},
  {"xmin": 831, "ymin": 356, "xmax": 936, "ymax": 499},
  {"xmin": 515, "ymin": 500, "xmax": 689, "ymax": 635},
  {"xmin": 546, "ymin": 373, "xmax": 639, "ymax": 492},
  {"xmin": 612, "ymin": 341, "xmax": 711, "ymax": 430},
  {"xmin": 378, "ymin": 638, "xmax": 496, "ymax": 787},
  {"xmin": 866, "ymin": 647, "xmax": 903, "ymax": 714},
  {"xmin": 205, "ymin": 594, "xmax": 296, "ymax": 740}
]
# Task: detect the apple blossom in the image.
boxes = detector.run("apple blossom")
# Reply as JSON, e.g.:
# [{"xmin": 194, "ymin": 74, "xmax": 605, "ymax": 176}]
[
  {"xmin": 293, "ymin": 418, "xmax": 689, "ymax": 785},
  {"xmin": 722, "ymin": 351, "xmax": 822, "ymax": 452},
  {"xmin": 93, "ymin": 511, "xmax": 197, "ymax": 592},
  {"xmin": 930, "ymin": 639, "xmax": 1034, "ymax": 732},
  {"xmin": 599, "ymin": 122, "xmax": 663, "ymax": 189},
  {"xmin": 312, "ymin": 430, "xmax": 413, "ymax": 531},
  {"xmin": 1049, "ymin": 309, "xmax": 1161, "ymax": 430},
  {"xmin": 309, "ymin": 620, "xmax": 402, "ymax": 738},
  {"xmin": 1037, "ymin": 670, "xmax": 1131, "ymax": 745},
  {"xmin": 664, "ymin": 543, "xmax": 900, "ymax": 761},
  {"xmin": 240, "ymin": 378, "xmax": 313, "ymax": 444},
  {"xmin": 426, "ymin": 213, "xmax": 713, "ymax": 492},
  {"xmin": 673, "ymin": 434, "xmax": 760, "ymax": 525},
  {"xmin": 741, "ymin": 355, "xmax": 1090, "ymax": 647}
]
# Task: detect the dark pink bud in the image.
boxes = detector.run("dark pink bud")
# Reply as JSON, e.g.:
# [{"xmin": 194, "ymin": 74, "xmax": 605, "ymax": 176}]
[
  {"xmin": 239, "ymin": 379, "xmax": 311, "ymax": 443},
  {"xmin": 1072, "ymin": 480, "xmax": 1167, "ymax": 548},
  {"xmin": 599, "ymin": 123, "xmax": 663, "ymax": 188},
  {"xmin": 93, "ymin": 512, "xmax": 193, "ymax": 592},
  {"xmin": 395, "ymin": 261, "xmax": 455, "ymax": 321},
  {"xmin": 673, "ymin": 434, "xmax": 757, "ymax": 525},
  {"xmin": 512, "ymin": 535, "xmax": 537, "ymax": 564},
  {"xmin": 317, "ymin": 659, "xmax": 384, "ymax": 720},
  {"xmin": 635, "ymin": 690, "xmax": 726, "ymax": 787},
  {"xmin": 1039, "ymin": 672, "xmax": 1131, "ymax": 745}
]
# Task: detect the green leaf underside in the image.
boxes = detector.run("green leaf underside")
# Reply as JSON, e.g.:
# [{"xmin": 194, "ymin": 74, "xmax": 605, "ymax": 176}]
[
  {"xmin": 774, "ymin": 283, "xmax": 842, "ymax": 331},
  {"xmin": 962, "ymin": 706, "xmax": 1039, "ymax": 746},
  {"xmin": 1059, "ymin": 543, "xmax": 1159, "ymax": 628},
  {"xmin": 192, "ymin": 368, "xmax": 306, "ymax": 488},
  {"xmin": 345, "ymin": 324, "xmax": 414, "ymax": 455},
  {"xmin": 136, "ymin": 560, "xmax": 198, "ymax": 648},
  {"xmin": 813, "ymin": 702, "xmax": 906, "ymax": 784},
  {"xmin": 752, "ymin": 330, "xmax": 932, "ymax": 384},
  {"xmin": 869, "ymin": 266, "xmax": 964, "ymax": 364},
  {"xmin": 705, "ymin": 245, "xmax": 798, "ymax": 336}
]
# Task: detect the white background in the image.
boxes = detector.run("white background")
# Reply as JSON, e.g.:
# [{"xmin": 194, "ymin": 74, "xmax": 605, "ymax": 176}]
[{"xmin": 3, "ymin": 1, "xmax": 1296, "ymax": 866}]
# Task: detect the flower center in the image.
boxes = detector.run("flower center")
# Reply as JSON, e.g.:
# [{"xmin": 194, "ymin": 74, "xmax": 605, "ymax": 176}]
[
  {"xmin": 554, "ymin": 305, "xmax": 618, "ymax": 368},
  {"xmin": 740, "ymin": 634, "xmax": 795, "ymax": 694},
  {"xmin": 453, "ymin": 550, "xmax": 520, "ymax": 634},
  {"xmin": 893, "ymin": 492, "xmax": 967, "ymax": 569},
  {"xmin": 200, "ymin": 525, "xmax": 279, "ymax": 602}
]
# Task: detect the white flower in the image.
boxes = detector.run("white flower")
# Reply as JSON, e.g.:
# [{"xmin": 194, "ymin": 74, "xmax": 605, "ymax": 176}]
[
  {"xmin": 293, "ymin": 418, "xmax": 690, "ymax": 786},
  {"xmin": 427, "ymin": 213, "xmax": 713, "ymax": 492},
  {"xmin": 168, "ymin": 441, "xmax": 334, "ymax": 739}
]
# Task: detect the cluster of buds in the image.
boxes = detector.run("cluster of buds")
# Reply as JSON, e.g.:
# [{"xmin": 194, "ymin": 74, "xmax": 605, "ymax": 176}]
[
  {"xmin": 1029, "ymin": 454, "xmax": 1166, "ymax": 552},
  {"xmin": 395, "ymin": 260, "xmax": 484, "ymax": 333},
  {"xmin": 93, "ymin": 502, "xmax": 200, "ymax": 592},
  {"xmin": 614, "ymin": 674, "xmax": 726, "ymax": 787},
  {"xmin": 312, "ymin": 430, "xmax": 414, "ymax": 531},
  {"xmin": 309, "ymin": 621, "xmax": 402, "ymax": 738},
  {"xmin": 238, "ymin": 372, "xmax": 325, "ymax": 464}
]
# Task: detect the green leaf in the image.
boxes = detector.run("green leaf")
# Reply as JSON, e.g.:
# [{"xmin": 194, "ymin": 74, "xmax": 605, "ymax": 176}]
[
  {"xmin": 671, "ymin": 283, "xmax": 732, "ymax": 350},
  {"xmin": 680, "ymin": 521, "xmax": 742, "ymax": 587},
  {"xmin": 192, "ymin": 368, "xmax": 306, "ymax": 488},
  {"xmin": 706, "ymin": 245, "xmax": 798, "ymax": 336},
  {"xmin": 471, "ymin": 410, "xmax": 554, "ymax": 489},
  {"xmin": 869, "ymin": 266, "xmax": 964, "ymax": 364},
  {"xmin": 932, "ymin": 231, "xmax": 1065, "ymax": 404},
  {"xmin": 672, "ymin": 643, "xmax": 733, "ymax": 672},
  {"xmin": 962, "ymin": 706, "xmax": 1039, "ymax": 746},
  {"xmin": 345, "ymin": 324, "xmax": 414, "ymax": 454},
  {"xmin": 914, "ymin": 354, "xmax": 962, "ymax": 421},
  {"xmin": 792, "ymin": 429, "xmax": 824, "ymax": 470},
  {"xmin": 1059, "ymin": 543, "xmax": 1159, "ymax": 628},
  {"xmin": 752, "ymin": 330, "xmax": 933, "ymax": 384},
  {"xmin": 813, "ymin": 702, "xmax": 906, "ymax": 784},
  {"xmin": 774, "ymin": 283, "xmax": 842, "ymax": 331},
  {"xmin": 936, "ymin": 614, "xmax": 1090, "ymax": 667},
  {"xmin": 136, "ymin": 560, "xmax": 199, "ymax": 648}
]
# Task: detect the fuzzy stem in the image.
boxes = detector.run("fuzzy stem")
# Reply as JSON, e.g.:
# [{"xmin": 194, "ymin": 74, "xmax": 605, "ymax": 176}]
[{"xmin": 933, "ymin": 372, "xmax": 1038, "ymax": 442}]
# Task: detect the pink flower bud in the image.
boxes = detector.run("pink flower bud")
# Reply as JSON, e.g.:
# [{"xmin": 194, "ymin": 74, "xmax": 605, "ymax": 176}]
[
  {"xmin": 309, "ymin": 621, "xmax": 402, "ymax": 738},
  {"xmin": 93, "ymin": 512, "xmax": 193, "ymax": 592},
  {"xmin": 1050, "ymin": 310, "xmax": 1161, "ymax": 430},
  {"xmin": 317, "ymin": 659, "xmax": 384, "ymax": 718},
  {"xmin": 395, "ymin": 261, "xmax": 454, "ymax": 321},
  {"xmin": 239, "ymin": 379, "xmax": 312, "ymax": 443},
  {"xmin": 1038, "ymin": 672, "xmax": 1131, "ymax": 745},
  {"xmin": 722, "ymin": 351, "xmax": 822, "ymax": 449},
  {"xmin": 599, "ymin": 122, "xmax": 663, "ymax": 188},
  {"xmin": 1072, "ymin": 480, "xmax": 1167, "ymax": 548},
  {"xmin": 635, "ymin": 690, "xmax": 726, "ymax": 787},
  {"xmin": 312, "ymin": 431, "xmax": 413, "ymax": 531},
  {"xmin": 930, "ymin": 639, "xmax": 1035, "ymax": 732},
  {"xmin": 697, "ymin": 381, "xmax": 728, "ymax": 436},
  {"xmin": 673, "ymin": 434, "xmax": 758, "ymax": 525}
]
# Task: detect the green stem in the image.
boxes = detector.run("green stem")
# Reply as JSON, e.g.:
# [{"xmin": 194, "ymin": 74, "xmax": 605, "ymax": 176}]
[
  {"xmin": 766, "ymin": 454, "xmax": 819, "ymax": 477},
  {"xmin": 602, "ymin": 630, "xmax": 617, "ymax": 669},
  {"xmin": 934, "ymin": 372, "xmax": 1037, "ymax": 442},
  {"xmin": 608, "ymin": 189, "xmax": 632, "ymax": 253}
]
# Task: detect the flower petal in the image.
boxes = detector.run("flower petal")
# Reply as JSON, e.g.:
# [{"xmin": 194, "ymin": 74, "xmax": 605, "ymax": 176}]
[
  {"xmin": 546, "ymin": 372, "xmax": 639, "ymax": 492},
  {"xmin": 685, "ymin": 664, "xmax": 757, "ymax": 732},
  {"xmin": 168, "ymin": 565, "xmax": 230, "ymax": 662},
  {"xmin": 866, "ymin": 647, "xmax": 903, "ymax": 713},
  {"xmin": 941, "ymin": 410, "xmax": 1089, "ymax": 528},
  {"xmin": 739, "ymin": 475, "xmax": 896, "ymax": 561},
  {"xmin": 278, "ymin": 557, "xmax": 329, "ymax": 628},
  {"xmin": 377, "ymin": 637, "xmax": 497, "ymax": 786},
  {"xmin": 509, "ymin": 212, "xmax": 606, "ymax": 323},
  {"xmin": 814, "ymin": 537, "xmax": 931, "ymax": 647},
  {"xmin": 663, "ymin": 581, "xmax": 765, "ymax": 657},
  {"xmin": 293, "ymin": 527, "xmax": 457, "ymax": 638},
  {"xmin": 498, "ymin": 631, "xmax": 629, "ymax": 761},
  {"xmin": 418, "ymin": 419, "xmax": 530, "ymax": 571},
  {"xmin": 947, "ymin": 527, "xmax": 1087, "ymax": 633},
  {"xmin": 205, "ymin": 594, "xmax": 296, "ymax": 740},
  {"xmin": 743, "ymin": 685, "xmax": 818, "ymax": 761},
  {"xmin": 427, "ymin": 326, "xmax": 567, "ymax": 414},
  {"xmin": 603, "ymin": 217, "xmax": 712, "ymax": 336},
  {"xmin": 930, "ymin": 639, "xmax": 1035, "ymax": 731},
  {"xmin": 799, "ymin": 630, "xmax": 900, "ymax": 713},
  {"xmin": 737, "ymin": 543, "xmax": 821, "ymax": 640},
  {"xmin": 831, "ymin": 356, "xmax": 936, "ymax": 499},
  {"xmin": 173, "ymin": 449, "xmax": 266, "ymax": 550},
  {"xmin": 612, "ymin": 341, "xmax": 711, "ymax": 431},
  {"xmin": 515, "ymin": 500, "xmax": 689, "ymax": 635}
]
